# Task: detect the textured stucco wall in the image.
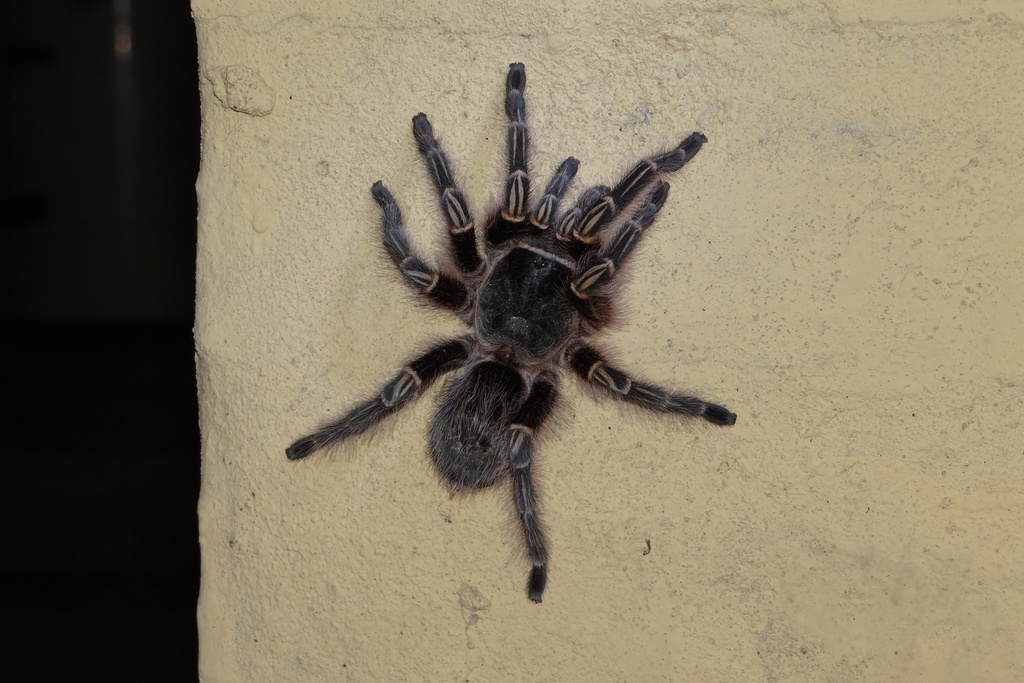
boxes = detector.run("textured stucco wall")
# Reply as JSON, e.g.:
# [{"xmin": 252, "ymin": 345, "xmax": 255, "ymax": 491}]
[{"xmin": 194, "ymin": 1, "xmax": 1024, "ymax": 680}]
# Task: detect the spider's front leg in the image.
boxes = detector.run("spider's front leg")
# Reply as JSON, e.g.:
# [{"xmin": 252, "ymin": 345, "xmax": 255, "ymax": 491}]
[
  {"xmin": 501, "ymin": 62, "xmax": 530, "ymax": 223},
  {"xmin": 486, "ymin": 63, "xmax": 562, "ymax": 247},
  {"xmin": 286, "ymin": 336, "xmax": 472, "ymax": 460},
  {"xmin": 507, "ymin": 378, "xmax": 559, "ymax": 602},
  {"xmin": 410, "ymin": 114, "xmax": 483, "ymax": 275},
  {"xmin": 372, "ymin": 182, "xmax": 469, "ymax": 311},
  {"xmin": 569, "ymin": 343, "xmax": 736, "ymax": 426}
]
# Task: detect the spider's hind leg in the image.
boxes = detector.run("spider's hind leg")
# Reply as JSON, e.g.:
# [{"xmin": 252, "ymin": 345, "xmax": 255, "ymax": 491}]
[
  {"xmin": 428, "ymin": 364, "xmax": 559, "ymax": 603},
  {"xmin": 286, "ymin": 336, "xmax": 472, "ymax": 460},
  {"xmin": 507, "ymin": 379, "xmax": 559, "ymax": 602}
]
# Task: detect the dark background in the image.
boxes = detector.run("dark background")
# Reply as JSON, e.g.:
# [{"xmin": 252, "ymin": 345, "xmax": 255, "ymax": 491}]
[{"xmin": 2, "ymin": 1, "xmax": 200, "ymax": 679}]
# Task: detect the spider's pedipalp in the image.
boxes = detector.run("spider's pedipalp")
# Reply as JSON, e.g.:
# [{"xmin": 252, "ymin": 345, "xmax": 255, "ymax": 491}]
[
  {"xmin": 554, "ymin": 185, "xmax": 610, "ymax": 249},
  {"xmin": 562, "ymin": 131, "xmax": 707, "ymax": 251},
  {"xmin": 569, "ymin": 181, "xmax": 670, "ymax": 306},
  {"xmin": 650, "ymin": 131, "xmax": 707, "ymax": 173},
  {"xmin": 603, "ymin": 181, "xmax": 669, "ymax": 264},
  {"xmin": 286, "ymin": 336, "xmax": 472, "ymax": 460},
  {"xmin": 569, "ymin": 344, "xmax": 736, "ymax": 426},
  {"xmin": 371, "ymin": 181, "xmax": 468, "ymax": 311},
  {"xmin": 411, "ymin": 113, "xmax": 483, "ymax": 274},
  {"xmin": 531, "ymin": 157, "xmax": 579, "ymax": 230},
  {"xmin": 567, "ymin": 182, "xmax": 668, "ymax": 329}
]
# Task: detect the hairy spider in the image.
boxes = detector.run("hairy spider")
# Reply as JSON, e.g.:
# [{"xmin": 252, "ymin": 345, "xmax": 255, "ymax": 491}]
[{"xmin": 287, "ymin": 63, "xmax": 736, "ymax": 603}]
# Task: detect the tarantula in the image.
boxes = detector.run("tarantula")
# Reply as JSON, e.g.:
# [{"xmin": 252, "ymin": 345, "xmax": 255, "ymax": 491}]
[{"xmin": 287, "ymin": 63, "xmax": 736, "ymax": 602}]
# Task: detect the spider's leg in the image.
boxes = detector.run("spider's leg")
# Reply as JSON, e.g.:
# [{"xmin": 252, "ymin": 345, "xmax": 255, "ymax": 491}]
[
  {"xmin": 411, "ymin": 114, "xmax": 483, "ymax": 275},
  {"xmin": 286, "ymin": 336, "xmax": 472, "ymax": 460},
  {"xmin": 569, "ymin": 343, "xmax": 736, "ymax": 426},
  {"xmin": 485, "ymin": 63, "xmax": 543, "ymax": 248},
  {"xmin": 563, "ymin": 132, "xmax": 707, "ymax": 250},
  {"xmin": 501, "ymin": 62, "xmax": 530, "ymax": 223},
  {"xmin": 569, "ymin": 180, "xmax": 669, "ymax": 307},
  {"xmin": 372, "ymin": 181, "xmax": 468, "ymax": 312},
  {"xmin": 507, "ymin": 378, "xmax": 558, "ymax": 603}
]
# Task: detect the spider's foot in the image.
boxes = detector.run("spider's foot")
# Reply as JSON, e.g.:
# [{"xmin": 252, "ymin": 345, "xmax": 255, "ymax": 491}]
[
  {"xmin": 679, "ymin": 131, "xmax": 708, "ymax": 159},
  {"xmin": 370, "ymin": 180, "xmax": 393, "ymax": 207},
  {"xmin": 528, "ymin": 565, "xmax": 547, "ymax": 603},
  {"xmin": 285, "ymin": 437, "xmax": 318, "ymax": 460},
  {"xmin": 705, "ymin": 403, "xmax": 737, "ymax": 426},
  {"xmin": 507, "ymin": 62, "xmax": 526, "ymax": 92}
]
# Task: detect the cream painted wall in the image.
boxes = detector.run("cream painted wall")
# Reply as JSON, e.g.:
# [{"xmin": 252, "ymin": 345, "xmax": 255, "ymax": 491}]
[{"xmin": 194, "ymin": 1, "xmax": 1024, "ymax": 680}]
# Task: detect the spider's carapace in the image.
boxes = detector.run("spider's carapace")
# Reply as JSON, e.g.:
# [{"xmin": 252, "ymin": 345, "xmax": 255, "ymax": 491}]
[{"xmin": 476, "ymin": 245, "xmax": 574, "ymax": 360}]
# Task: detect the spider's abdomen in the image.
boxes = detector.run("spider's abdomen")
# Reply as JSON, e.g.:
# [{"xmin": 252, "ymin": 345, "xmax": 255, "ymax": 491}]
[
  {"xmin": 476, "ymin": 247, "xmax": 573, "ymax": 360},
  {"xmin": 429, "ymin": 361, "xmax": 525, "ymax": 490}
]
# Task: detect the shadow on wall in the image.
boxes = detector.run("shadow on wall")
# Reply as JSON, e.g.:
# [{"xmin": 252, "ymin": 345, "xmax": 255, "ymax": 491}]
[{"xmin": 1, "ymin": 1, "xmax": 200, "ymax": 679}]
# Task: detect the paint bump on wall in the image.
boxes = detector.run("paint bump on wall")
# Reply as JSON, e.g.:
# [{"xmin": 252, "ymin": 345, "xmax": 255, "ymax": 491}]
[{"xmin": 208, "ymin": 65, "xmax": 276, "ymax": 117}]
